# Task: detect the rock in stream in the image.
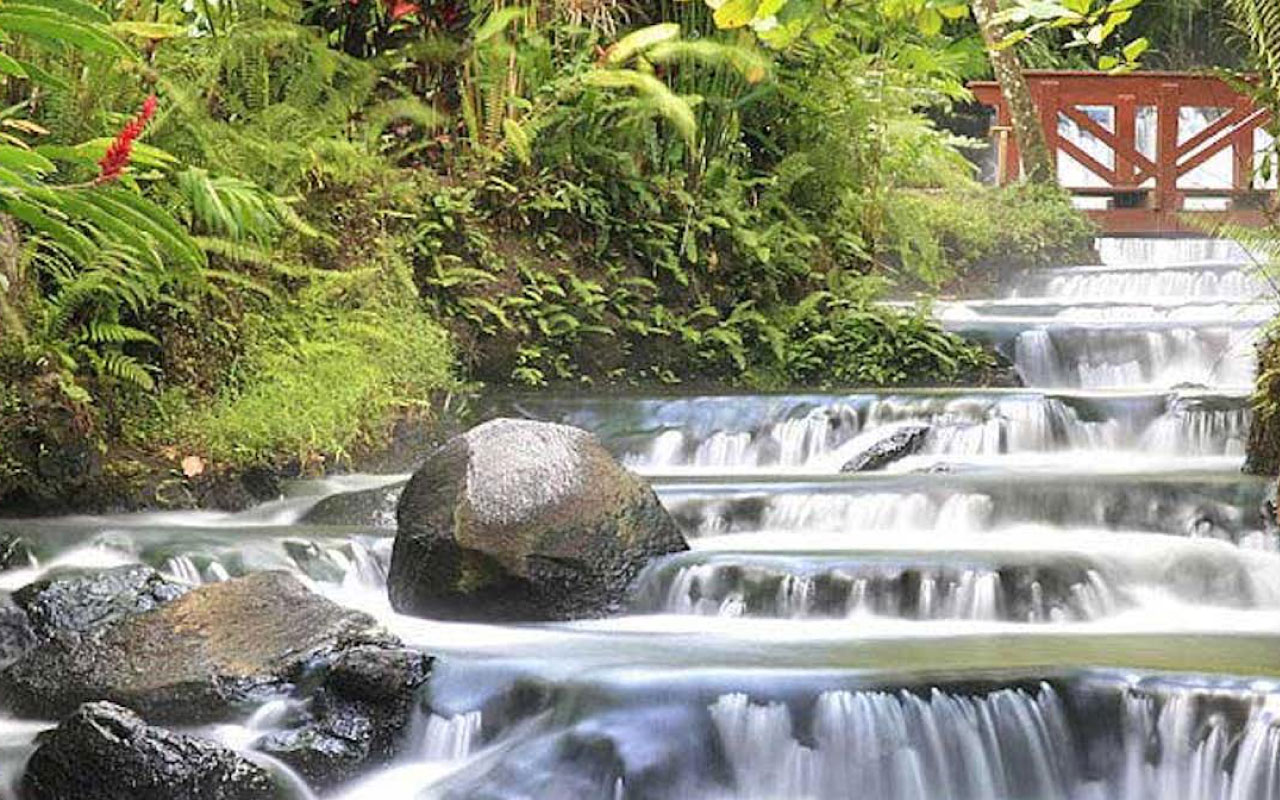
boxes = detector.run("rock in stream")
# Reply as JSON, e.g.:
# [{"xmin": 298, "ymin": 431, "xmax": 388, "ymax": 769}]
[
  {"xmin": 388, "ymin": 418, "xmax": 688, "ymax": 621},
  {"xmin": 0, "ymin": 571, "xmax": 382, "ymax": 722},
  {"xmin": 22, "ymin": 701, "xmax": 280, "ymax": 800}
]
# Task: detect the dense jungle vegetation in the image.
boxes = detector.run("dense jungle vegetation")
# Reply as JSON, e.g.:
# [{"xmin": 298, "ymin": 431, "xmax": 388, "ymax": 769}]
[{"xmin": 0, "ymin": 0, "xmax": 1186, "ymax": 509}]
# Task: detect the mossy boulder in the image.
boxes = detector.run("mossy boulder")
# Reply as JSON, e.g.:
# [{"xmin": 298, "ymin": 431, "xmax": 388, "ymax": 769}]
[{"xmin": 388, "ymin": 418, "xmax": 688, "ymax": 621}]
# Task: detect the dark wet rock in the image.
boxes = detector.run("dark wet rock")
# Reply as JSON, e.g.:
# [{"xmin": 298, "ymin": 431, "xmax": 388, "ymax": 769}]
[
  {"xmin": 257, "ymin": 644, "xmax": 431, "ymax": 789},
  {"xmin": 13, "ymin": 565, "xmax": 189, "ymax": 641},
  {"xmin": 0, "ymin": 594, "xmax": 36, "ymax": 666},
  {"xmin": 0, "ymin": 534, "xmax": 33, "ymax": 571},
  {"xmin": 300, "ymin": 483, "xmax": 405, "ymax": 529},
  {"xmin": 389, "ymin": 418, "xmax": 688, "ymax": 622},
  {"xmin": 21, "ymin": 701, "xmax": 280, "ymax": 800},
  {"xmin": 0, "ymin": 571, "xmax": 380, "ymax": 722},
  {"xmin": 839, "ymin": 424, "xmax": 930, "ymax": 473}
]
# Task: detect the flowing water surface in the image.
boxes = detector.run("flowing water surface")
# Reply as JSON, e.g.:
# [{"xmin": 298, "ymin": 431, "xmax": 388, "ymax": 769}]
[{"xmin": 4, "ymin": 239, "xmax": 1280, "ymax": 799}]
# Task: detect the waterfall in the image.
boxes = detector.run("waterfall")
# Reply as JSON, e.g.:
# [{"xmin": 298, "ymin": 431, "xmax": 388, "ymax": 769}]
[
  {"xmin": 1116, "ymin": 691, "xmax": 1280, "ymax": 800},
  {"xmin": 422, "ymin": 711, "xmax": 483, "ymax": 762},
  {"xmin": 709, "ymin": 684, "xmax": 1076, "ymax": 800},
  {"xmin": 634, "ymin": 557, "xmax": 1124, "ymax": 622}
]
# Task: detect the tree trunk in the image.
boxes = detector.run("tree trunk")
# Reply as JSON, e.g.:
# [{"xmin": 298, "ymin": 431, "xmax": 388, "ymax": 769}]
[{"xmin": 972, "ymin": 0, "xmax": 1056, "ymax": 183}]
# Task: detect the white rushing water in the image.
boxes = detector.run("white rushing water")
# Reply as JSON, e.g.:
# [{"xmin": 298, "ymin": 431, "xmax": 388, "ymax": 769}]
[{"xmin": 3, "ymin": 238, "xmax": 1280, "ymax": 799}]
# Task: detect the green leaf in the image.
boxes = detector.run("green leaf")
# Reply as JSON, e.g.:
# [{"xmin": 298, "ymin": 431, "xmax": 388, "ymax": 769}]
[
  {"xmin": 1098, "ymin": 54, "xmax": 1120, "ymax": 70},
  {"xmin": 713, "ymin": 0, "xmax": 759, "ymax": 29},
  {"xmin": 91, "ymin": 187, "xmax": 204, "ymax": 267},
  {"xmin": 0, "ymin": 52, "xmax": 27, "ymax": 78},
  {"xmin": 110, "ymin": 21, "xmax": 189, "ymax": 40},
  {"xmin": 1063, "ymin": 0, "xmax": 1093, "ymax": 13},
  {"xmin": 7, "ymin": 0, "xmax": 110, "ymax": 24},
  {"xmin": 0, "ymin": 145, "xmax": 54, "ymax": 176},
  {"xmin": 473, "ymin": 7, "xmax": 525, "ymax": 43},
  {"xmin": 1122, "ymin": 36, "xmax": 1149, "ymax": 62},
  {"xmin": 13, "ymin": 58, "xmax": 67, "ymax": 91},
  {"xmin": 0, "ymin": 197, "xmax": 96, "ymax": 263},
  {"xmin": 917, "ymin": 8, "xmax": 943, "ymax": 36},
  {"xmin": 0, "ymin": 8, "xmax": 134, "ymax": 60}
]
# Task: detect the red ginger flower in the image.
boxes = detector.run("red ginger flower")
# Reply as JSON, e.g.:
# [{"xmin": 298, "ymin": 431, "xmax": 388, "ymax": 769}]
[
  {"xmin": 386, "ymin": 0, "xmax": 420, "ymax": 19},
  {"xmin": 96, "ymin": 94, "xmax": 158, "ymax": 185}
]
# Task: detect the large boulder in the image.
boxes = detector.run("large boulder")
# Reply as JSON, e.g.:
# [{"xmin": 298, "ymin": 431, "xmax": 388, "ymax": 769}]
[
  {"xmin": 389, "ymin": 418, "xmax": 688, "ymax": 621},
  {"xmin": 839, "ymin": 423, "xmax": 931, "ymax": 473},
  {"xmin": 256, "ymin": 644, "xmax": 431, "ymax": 789},
  {"xmin": 0, "ymin": 571, "xmax": 381, "ymax": 722},
  {"xmin": 21, "ymin": 701, "xmax": 280, "ymax": 800}
]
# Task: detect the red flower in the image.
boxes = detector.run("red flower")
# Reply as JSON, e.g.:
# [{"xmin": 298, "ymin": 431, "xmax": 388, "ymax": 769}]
[
  {"xmin": 96, "ymin": 94, "xmax": 158, "ymax": 185},
  {"xmin": 385, "ymin": 0, "xmax": 420, "ymax": 19}
]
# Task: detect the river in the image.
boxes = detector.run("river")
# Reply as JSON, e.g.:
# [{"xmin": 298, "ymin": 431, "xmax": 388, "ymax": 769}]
[{"xmin": 3, "ymin": 237, "xmax": 1280, "ymax": 799}]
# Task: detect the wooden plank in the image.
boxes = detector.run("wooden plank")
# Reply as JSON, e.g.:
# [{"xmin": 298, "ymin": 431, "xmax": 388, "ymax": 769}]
[
  {"xmin": 1176, "ymin": 108, "xmax": 1270, "ymax": 177},
  {"xmin": 1176, "ymin": 105, "xmax": 1252, "ymax": 159},
  {"xmin": 1058, "ymin": 103, "xmax": 1158, "ymax": 176},
  {"xmin": 1057, "ymin": 137, "xmax": 1119, "ymax": 184}
]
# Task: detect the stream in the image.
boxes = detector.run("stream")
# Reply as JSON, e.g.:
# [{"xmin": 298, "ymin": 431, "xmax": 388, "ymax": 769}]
[{"xmin": 3, "ymin": 237, "xmax": 1280, "ymax": 799}]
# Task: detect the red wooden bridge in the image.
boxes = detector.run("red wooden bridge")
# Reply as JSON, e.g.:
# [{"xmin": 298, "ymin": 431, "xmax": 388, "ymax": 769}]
[{"xmin": 970, "ymin": 71, "xmax": 1276, "ymax": 235}]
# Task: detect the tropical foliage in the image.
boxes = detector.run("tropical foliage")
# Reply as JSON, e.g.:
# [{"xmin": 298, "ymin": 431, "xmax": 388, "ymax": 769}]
[{"xmin": 0, "ymin": 0, "xmax": 1095, "ymax": 507}]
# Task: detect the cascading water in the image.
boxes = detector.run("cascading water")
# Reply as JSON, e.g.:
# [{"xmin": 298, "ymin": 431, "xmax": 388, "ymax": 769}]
[{"xmin": 4, "ymin": 238, "xmax": 1280, "ymax": 799}]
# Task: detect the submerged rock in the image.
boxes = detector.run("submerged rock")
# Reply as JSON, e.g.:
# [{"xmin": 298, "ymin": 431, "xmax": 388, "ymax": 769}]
[
  {"xmin": 0, "ymin": 571, "xmax": 380, "ymax": 722},
  {"xmin": 389, "ymin": 418, "xmax": 688, "ymax": 621},
  {"xmin": 839, "ymin": 423, "xmax": 930, "ymax": 473},
  {"xmin": 257, "ymin": 644, "xmax": 431, "ymax": 789},
  {"xmin": 21, "ymin": 701, "xmax": 280, "ymax": 800},
  {"xmin": 300, "ymin": 483, "xmax": 405, "ymax": 529},
  {"xmin": 13, "ymin": 565, "xmax": 188, "ymax": 640}
]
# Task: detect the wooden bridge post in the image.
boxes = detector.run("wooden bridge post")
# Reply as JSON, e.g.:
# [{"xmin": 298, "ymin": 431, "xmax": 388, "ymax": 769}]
[
  {"xmin": 1037, "ymin": 80, "xmax": 1061, "ymax": 180},
  {"xmin": 1232, "ymin": 95, "xmax": 1255, "ymax": 196},
  {"xmin": 1115, "ymin": 93, "xmax": 1138, "ymax": 189},
  {"xmin": 1156, "ymin": 82, "xmax": 1182, "ymax": 226}
]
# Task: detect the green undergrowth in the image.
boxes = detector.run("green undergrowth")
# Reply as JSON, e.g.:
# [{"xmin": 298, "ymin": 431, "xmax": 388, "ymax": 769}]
[{"xmin": 0, "ymin": 0, "xmax": 1095, "ymax": 510}]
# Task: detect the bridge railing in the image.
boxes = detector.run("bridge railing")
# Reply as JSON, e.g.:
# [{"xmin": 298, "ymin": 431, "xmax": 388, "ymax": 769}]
[{"xmin": 969, "ymin": 71, "xmax": 1275, "ymax": 235}]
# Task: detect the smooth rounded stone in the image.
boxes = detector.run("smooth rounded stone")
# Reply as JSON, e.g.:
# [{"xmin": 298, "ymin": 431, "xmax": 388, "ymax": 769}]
[
  {"xmin": 0, "ymin": 571, "xmax": 381, "ymax": 722},
  {"xmin": 389, "ymin": 418, "xmax": 689, "ymax": 621},
  {"xmin": 21, "ymin": 701, "xmax": 280, "ymax": 800},
  {"xmin": 839, "ymin": 423, "xmax": 930, "ymax": 472},
  {"xmin": 300, "ymin": 483, "xmax": 405, "ymax": 529},
  {"xmin": 13, "ymin": 564, "xmax": 188, "ymax": 640},
  {"xmin": 256, "ymin": 645, "xmax": 431, "ymax": 789}
]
